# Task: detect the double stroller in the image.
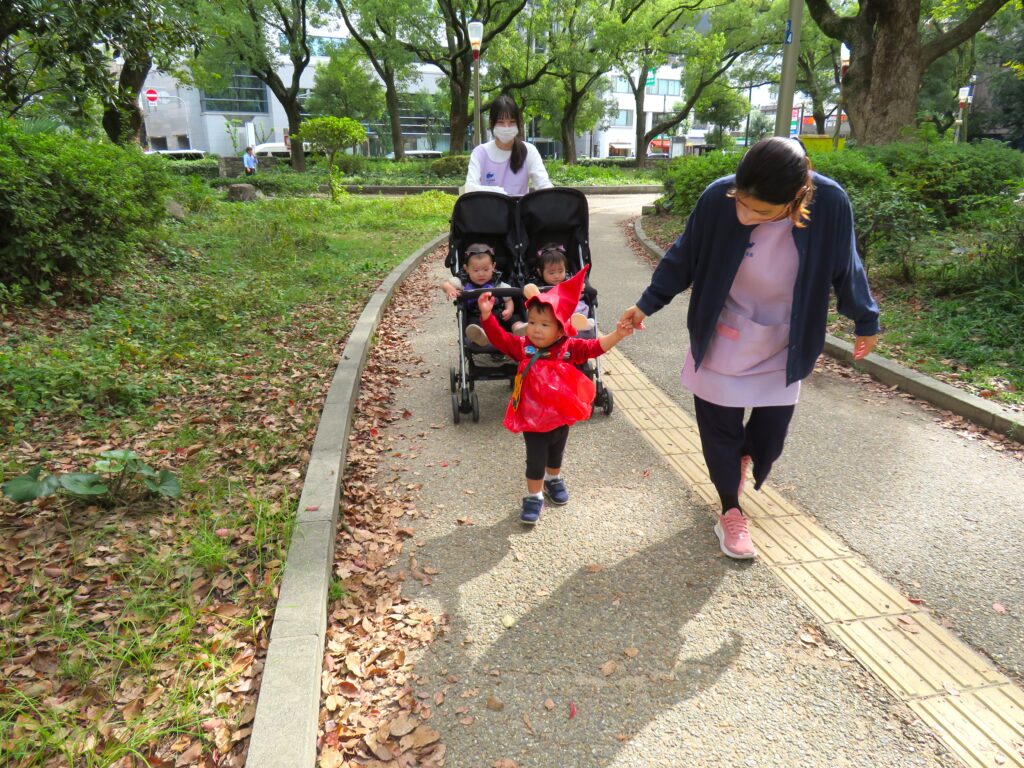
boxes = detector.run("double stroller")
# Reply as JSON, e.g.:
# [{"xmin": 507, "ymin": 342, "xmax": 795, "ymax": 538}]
[{"xmin": 445, "ymin": 188, "xmax": 614, "ymax": 423}]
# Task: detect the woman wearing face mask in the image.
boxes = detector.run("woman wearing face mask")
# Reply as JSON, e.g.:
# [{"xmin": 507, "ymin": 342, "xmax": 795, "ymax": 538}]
[
  {"xmin": 619, "ymin": 137, "xmax": 880, "ymax": 561},
  {"xmin": 463, "ymin": 93, "xmax": 553, "ymax": 196}
]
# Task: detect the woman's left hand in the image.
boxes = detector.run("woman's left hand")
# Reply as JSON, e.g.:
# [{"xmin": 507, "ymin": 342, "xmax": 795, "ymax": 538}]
[{"xmin": 853, "ymin": 334, "xmax": 878, "ymax": 360}]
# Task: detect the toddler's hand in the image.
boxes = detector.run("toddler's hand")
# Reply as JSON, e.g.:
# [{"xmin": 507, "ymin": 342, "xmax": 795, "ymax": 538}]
[
  {"xmin": 478, "ymin": 291, "xmax": 495, "ymax": 319},
  {"xmin": 500, "ymin": 305, "xmax": 513, "ymax": 321},
  {"xmin": 619, "ymin": 305, "xmax": 647, "ymax": 331},
  {"xmin": 616, "ymin": 319, "xmax": 636, "ymax": 336}
]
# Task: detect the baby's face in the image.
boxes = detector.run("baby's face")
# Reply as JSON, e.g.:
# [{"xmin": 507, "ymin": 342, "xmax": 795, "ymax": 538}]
[
  {"xmin": 541, "ymin": 262, "xmax": 567, "ymax": 285},
  {"xmin": 526, "ymin": 305, "xmax": 563, "ymax": 349},
  {"xmin": 465, "ymin": 254, "xmax": 495, "ymax": 285}
]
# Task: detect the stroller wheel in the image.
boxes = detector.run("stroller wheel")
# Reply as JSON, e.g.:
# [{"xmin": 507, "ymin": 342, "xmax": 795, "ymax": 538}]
[
  {"xmin": 470, "ymin": 392, "xmax": 480, "ymax": 422},
  {"xmin": 449, "ymin": 366, "xmax": 457, "ymax": 393},
  {"xmin": 602, "ymin": 388, "xmax": 614, "ymax": 416},
  {"xmin": 451, "ymin": 392, "xmax": 461, "ymax": 424}
]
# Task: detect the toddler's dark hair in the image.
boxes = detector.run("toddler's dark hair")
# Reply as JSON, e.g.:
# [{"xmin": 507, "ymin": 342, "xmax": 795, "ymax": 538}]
[{"xmin": 536, "ymin": 243, "xmax": 567, "ymax": 273}]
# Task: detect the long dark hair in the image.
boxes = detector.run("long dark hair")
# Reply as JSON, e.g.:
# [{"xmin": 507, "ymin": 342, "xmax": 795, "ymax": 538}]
[
  {"xmin": 734, "ymin": 137, "xmax": 815, "ymax": 226},
  {"xmin": 489, "ymin": 93, "xmax": 526, "ymax": 174}
]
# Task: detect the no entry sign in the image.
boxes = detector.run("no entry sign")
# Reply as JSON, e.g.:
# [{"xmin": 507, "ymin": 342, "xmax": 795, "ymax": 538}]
[{"xmin": 144, "ymin": 88, "xmax": 159, "ymax": 103}]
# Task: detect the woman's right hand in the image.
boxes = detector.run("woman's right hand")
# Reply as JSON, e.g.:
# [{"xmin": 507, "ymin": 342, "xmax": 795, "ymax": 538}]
[{"xmin": 619, "ymin": 305, "xmax": 647, "ymax": 331}]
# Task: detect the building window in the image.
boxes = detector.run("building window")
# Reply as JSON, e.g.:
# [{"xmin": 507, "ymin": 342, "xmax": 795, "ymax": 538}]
[
  {"xmin": 201, "ymin": 73, "xmax": 269, "ymax": 114},
  {"xmin": 614, "ymin": 77, "xmax": 632, "ymax": 93},
  {"xmin": 611, "ymin": 109, "xmax": 633, "ymax": 127},
  {"xmin": 646, "ymin": 78, "xmax": 681, "ymax": 96}
]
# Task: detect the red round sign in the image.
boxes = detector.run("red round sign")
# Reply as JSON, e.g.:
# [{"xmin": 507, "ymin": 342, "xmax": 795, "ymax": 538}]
[{"xmin": 144, "ymin": 88, "xmax": 159, "ymax": 103}]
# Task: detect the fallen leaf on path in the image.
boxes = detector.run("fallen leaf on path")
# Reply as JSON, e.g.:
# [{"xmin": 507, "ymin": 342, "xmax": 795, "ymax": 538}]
[
  {"xmin": 486, "ymin": 696, "xmax": 505, "ymax": 711},
  {"xmin": 318, "ymin": 746, "xmax": 344, "ymax": 768},
  {"xmin": 568, "ymin": 701, "xmax": 577, "ymax": 719},
  {"xmin": 501, "ymin": 615, "xmax": 516, "ymax": 628},
  {"xmin": 543, "ymin": 699, "xmax": 555, "ymax": 711},
  {"xmin": 600, "ymin": 660, "xmax": 617, "ymax": 676},
  {"xmin": 522, "ymin": 712, "xmax": 536, "ymax": 735},
  {"xmin": 492, "ymin": 760, "xmax": 518, "ymax": 768},
  {"xmin": 993, "ymin": 603, "xmax": 1007, "ymax": 614},
  {"xmin": 623, "ymin": 647, "xmax": 639, "ymax": 659}
]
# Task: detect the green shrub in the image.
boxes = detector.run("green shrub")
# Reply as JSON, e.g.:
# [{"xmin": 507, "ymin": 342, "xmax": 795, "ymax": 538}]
[
  {"xmin": 209, "ymin": 167, "xmax": 329, "ymax": 196},
  {"xmin": 811, "ymin": 150, "xmax": 935, "ymax": 274},
  {"xmin": 660, "ymin": 151, "xmax": 743, "ymax": 215},
  {"xmin": 430, "ymin": 154, "xmax": 470, "ymax": 178},
  {"xmin": 332, "ymin": 153, "xmax": 366, "ymax": 175},
  {"xmin": 0, "ymin": 124, "xmax": 171, "ymax": 299},
  {"xmin": 161, "ymin": 157, "xmax": 220, "ymax": 179},
  {"xmin": 857, "ymin": 140, "xmax": 1024, "ymax": 223}
]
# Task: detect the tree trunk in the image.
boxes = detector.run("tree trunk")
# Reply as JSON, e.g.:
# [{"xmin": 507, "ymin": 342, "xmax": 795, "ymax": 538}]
[
  {"xmin": 449, "ymin": 78, "xmax": 470, "ymax": 153},
  {"xmin": 633, "ymin": 78, "xmax": 647, "ymax": 168},
  {"xmin": 560, "ymin": 98, "xmax": 580, "ymax": 165},
  {"xmin": 103, "ymin": 54, "xmax": 151, "ymax": 145},
  {"xmin": 806, "ymin": 0, "xmax": 1010, "ymax": 145},
  {"xmin": 384, "ymin": 73, "xmax": 404, "ymax": 159},
  {"xmin": 845, "ymin": 3, "xmax": 922, "ymax": 144},
  {"xmin": 285, "ymin": 104, "xmax": 306, "ymax": 172}
]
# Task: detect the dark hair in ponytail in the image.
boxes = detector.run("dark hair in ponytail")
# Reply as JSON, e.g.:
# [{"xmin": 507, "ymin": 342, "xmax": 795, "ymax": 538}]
[
  {"xmin": 489, "ymin": 93, "xmax": 526, "ymax": 174},
  {"xmin": 734, "ymin": 137, "xmax": 815, "ymax": 226}
]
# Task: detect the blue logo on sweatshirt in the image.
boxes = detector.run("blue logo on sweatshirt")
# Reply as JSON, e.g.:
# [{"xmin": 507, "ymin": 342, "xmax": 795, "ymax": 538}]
[{"xmin": 485, "ymin": 172, "xmax": 495, "ymax": 181}]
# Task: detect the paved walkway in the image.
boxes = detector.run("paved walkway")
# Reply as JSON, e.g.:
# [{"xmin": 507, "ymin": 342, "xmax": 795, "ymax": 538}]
[{"xmin": 380, "ymin": 195, "xmax": 1023, "ymax": 768}]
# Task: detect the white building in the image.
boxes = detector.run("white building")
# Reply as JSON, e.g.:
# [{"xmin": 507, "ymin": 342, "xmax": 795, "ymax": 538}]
[{"xmin": 140, "ymin": 34, "xmax": 449, "ymax": 157}]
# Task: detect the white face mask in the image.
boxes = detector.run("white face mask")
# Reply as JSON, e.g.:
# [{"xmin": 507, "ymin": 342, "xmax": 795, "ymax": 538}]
[{"xmin": 493, "ymin": 126, "xmax": 519, "ymax": 143}]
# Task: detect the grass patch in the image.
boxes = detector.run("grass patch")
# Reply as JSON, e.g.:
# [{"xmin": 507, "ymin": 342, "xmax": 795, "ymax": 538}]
[{"xmin": 0, "ymin": 191, "xmax": 452, "ymax": 765}]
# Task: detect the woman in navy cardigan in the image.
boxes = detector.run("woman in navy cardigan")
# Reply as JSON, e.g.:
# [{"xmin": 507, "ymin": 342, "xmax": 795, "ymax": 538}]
[{"xmin": 620, "ymin": 137, "xmax": 880, "ymax": 560}]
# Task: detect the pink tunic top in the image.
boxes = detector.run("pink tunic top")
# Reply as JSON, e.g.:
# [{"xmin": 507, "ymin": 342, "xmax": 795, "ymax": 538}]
[{"xmin": 681, "ymin": 218, "xmax": 801, "ymax": 407}]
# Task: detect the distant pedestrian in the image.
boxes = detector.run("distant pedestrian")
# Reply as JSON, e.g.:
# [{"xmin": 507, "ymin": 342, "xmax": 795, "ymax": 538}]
[
  {"xmin": 476, "ymin": 267, "xmax": 633, "ymax": 524},
  {"xmin": 619, "ymin": 137, "xmax": 880, "ymax": 559},
  {"xmin": 243, "ymin": 146, "xmax": 257, "ymax": 176},
  {"xmin": 463, "ymin": 93, "xmax": 552, "ymax": 197}
]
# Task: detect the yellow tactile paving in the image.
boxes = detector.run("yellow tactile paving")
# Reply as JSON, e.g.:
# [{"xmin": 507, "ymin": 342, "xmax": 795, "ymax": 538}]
[
  {"xmin": 601, "ymin": 348, "xmax": 1024, "ymax": 768},
  {"xmin": 750, "ymin": 515, "xmax": 853, "ymax": 564},
  {"xmin": 773, "ymin": 558, "xmax": 921, "ymax": 622},
  {"xmin": 829, "ymin": 613, "xmax": 1007, "ymax": 699},
  {"xmin": 909, "ymin": 686, "xmax": 1024, "ymax": 768}
]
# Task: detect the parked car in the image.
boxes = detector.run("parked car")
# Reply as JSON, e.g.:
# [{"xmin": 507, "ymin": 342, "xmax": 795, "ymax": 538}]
[
  {"xmin": 386, "ymin": 149, "xmax": 443, "ymax": 160},
  {"xmin": 253, "ymin": 142, "xmax": 291, "ymax": 158}
]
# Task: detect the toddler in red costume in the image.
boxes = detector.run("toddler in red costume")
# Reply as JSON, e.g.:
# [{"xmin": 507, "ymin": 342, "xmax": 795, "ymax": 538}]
[{"xmin": 477, "ymin": 266, "xmax": 633, "ymax": 524}]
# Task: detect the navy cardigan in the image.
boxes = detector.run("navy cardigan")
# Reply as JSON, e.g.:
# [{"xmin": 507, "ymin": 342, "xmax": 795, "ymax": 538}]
[{"xmin": 636, "ymin": 172, "xmax": 880, "ymax": 386}]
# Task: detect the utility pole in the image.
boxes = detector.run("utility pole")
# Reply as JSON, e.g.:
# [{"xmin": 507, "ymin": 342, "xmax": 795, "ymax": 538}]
[{"xmin": 774, "ymin": 0, "xmax": 804, "ymax": 137}]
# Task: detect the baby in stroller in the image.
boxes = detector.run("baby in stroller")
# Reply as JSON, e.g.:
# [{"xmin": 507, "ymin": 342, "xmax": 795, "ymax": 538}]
[
  {"xmin": 532, "ymin": 242, "xmax": 596, "ymax": 337},
  {"xmin": 442, "ymin": 243, "xmax": 515, "ymax": 321}
]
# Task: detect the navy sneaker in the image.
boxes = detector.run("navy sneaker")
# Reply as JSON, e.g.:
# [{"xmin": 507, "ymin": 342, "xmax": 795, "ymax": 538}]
[
  {"xmin": 520, "ymin": 496, "xmax": 543, "ymax": 524},
  {"xmin": 543, "ymin": 477, "xmax": 569, "ymax": 506}
]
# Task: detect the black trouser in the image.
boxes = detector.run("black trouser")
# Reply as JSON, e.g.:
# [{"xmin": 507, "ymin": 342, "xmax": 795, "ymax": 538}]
[
  {"xmin": 693, "ymin": 395, "xmax": 795, "ymax": 512},
  {"xmin": 523, "ymin": 426, "xmax": 570, "ymax": 481}
]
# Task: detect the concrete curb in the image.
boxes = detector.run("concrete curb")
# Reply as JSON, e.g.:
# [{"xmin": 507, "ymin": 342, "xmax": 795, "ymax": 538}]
[
  {"xmin": 245, "ymin": 231, "xmax": 449, "ymax": 768},
  {"xmin": 336, "ymin": 184, "xmax": 664, "ymax": 196},
  {"xmin": 632, "ymin": 218, "xmax": 1023, "ymax": 443}
]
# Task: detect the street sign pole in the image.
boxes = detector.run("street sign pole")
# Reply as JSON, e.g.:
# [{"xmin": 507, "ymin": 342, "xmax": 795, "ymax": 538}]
[{"xmin": 774, "ymin": 0, "xmax": 804, "ymax": 137}]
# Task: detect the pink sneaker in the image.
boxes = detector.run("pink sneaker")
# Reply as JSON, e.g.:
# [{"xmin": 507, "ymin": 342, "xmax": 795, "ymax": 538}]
[
  {"xmin": 738, "ymin": 455, "xmax": 752, "ymax": 495},
  {"xmin": 714, "ymin": 508, "xmax": 756, "ymax": 559}
]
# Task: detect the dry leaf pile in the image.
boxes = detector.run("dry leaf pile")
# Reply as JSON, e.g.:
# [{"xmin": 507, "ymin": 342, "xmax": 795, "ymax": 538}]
[
  {"xmin": 1, "ymin": 297, "xmax": 369, "ymax": 766},
  {"xmin": 317, "ymin": 251, "xmax": 449, "ymax": 768}
]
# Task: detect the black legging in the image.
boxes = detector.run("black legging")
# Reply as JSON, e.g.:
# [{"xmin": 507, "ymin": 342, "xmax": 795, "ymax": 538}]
[
  {"xmin": 693, "ymin": 395, "xmax": 795, "ymax": 512},
  {"xmin": 523, "ymin": 426, "xmax": 570, "ymax": 481}
]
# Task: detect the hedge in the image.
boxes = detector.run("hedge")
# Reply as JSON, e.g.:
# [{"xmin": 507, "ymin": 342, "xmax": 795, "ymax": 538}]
[{"xmin": 0, "ymin": 124, "xmax": 171, "ymax": 301}]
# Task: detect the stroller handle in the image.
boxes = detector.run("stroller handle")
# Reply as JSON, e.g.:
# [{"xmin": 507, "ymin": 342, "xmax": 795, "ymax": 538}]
[{"xmin": 458, "ymin": 285, "xmax": 555, "ymax": 302}]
